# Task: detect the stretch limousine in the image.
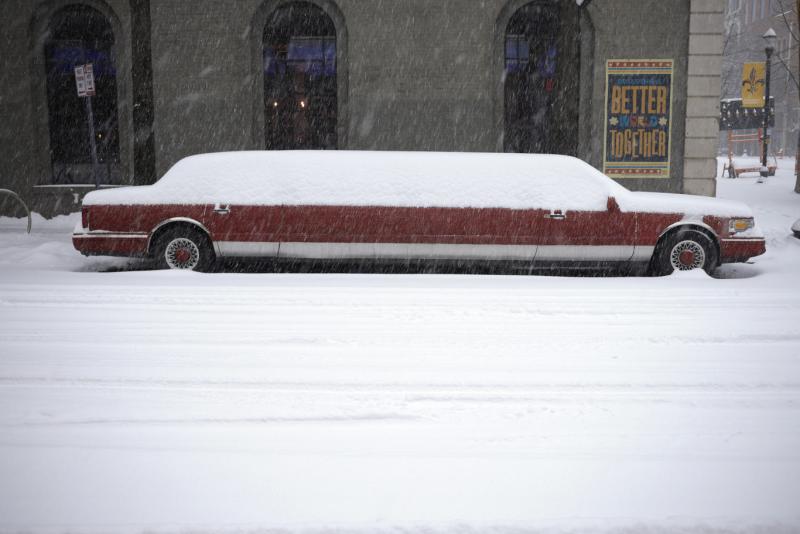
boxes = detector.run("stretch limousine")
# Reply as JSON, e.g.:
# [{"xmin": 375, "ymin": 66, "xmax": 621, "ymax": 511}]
[{"xmin": 73, "ymin": 151, "xmax": 765, "ymax": 274}]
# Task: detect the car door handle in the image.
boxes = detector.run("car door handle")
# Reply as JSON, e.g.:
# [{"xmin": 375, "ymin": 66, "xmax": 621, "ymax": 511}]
[
  {"xmin": 544, "ymin": 211, "xmax": 566, "ymax": 220},
  {"xmin": 214, "ymin": 204, "xmax": 230, "ymax": 215}
]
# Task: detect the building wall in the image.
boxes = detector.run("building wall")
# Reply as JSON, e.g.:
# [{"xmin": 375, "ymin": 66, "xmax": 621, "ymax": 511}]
[
  {"xmin": 0, "ymin": 0, "xmax": 715, "ymax": 217},
  {"xmin": 585, "ymin": 0, "xmax": 692, "ymax": 193},
  {"xmin": 0, "ymin": 0, "xmax": 40, "ymax": 217},
  {"xmin": 150, "ymin": 0, "xmax": 260, "ymax": 177},
  {"xmin": 347, "ymin": 1, "xmax": 495, "ymax": 153},
  {"xmin": 684, "ymin": 0, "xmax": 725, "ymax": 196}
]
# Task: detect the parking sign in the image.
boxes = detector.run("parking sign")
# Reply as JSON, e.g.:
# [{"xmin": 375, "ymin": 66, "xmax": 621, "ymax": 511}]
[{"xmin": 74, "ymin": 64, "xmax": 96, "ymax": 97}]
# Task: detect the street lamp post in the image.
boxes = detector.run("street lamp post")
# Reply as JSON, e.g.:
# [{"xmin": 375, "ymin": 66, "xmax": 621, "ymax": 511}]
[{"xmin": 759, "ymin": 28, "xmax": 777, "ymax": 183}]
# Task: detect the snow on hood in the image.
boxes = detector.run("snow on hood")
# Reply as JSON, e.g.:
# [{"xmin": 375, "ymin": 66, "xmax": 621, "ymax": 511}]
[
  {"xmin": 618, "ymin": 191, "xmax": 754, "ymax": 218},
  {"xmin": 83, "ymin": 151, "xmax": 623, "ymax": 211}
]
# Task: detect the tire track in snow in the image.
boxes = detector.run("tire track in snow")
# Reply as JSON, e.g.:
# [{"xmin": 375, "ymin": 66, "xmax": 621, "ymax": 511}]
[{"xmin": 2, "ymin": 376, "xmax": 800, "ymax": 392}]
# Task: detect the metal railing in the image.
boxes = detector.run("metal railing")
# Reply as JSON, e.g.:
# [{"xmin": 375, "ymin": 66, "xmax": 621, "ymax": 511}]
[{"xmin": 0, "ymin": 189, "xmax": 32, "ymax": 234}]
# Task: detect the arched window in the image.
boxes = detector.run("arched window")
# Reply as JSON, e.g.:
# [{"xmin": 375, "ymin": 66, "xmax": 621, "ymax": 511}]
[
  {"xmin": 45, "ymin": 4, "xmax": 120, "ymax": 184},
  {"xmin": 263, "ymin": 2, "xmax": 337, "ymax": 150},
  {"xmin": 504, "ymin": 1, "xmax": 580, "ymax": 155}
]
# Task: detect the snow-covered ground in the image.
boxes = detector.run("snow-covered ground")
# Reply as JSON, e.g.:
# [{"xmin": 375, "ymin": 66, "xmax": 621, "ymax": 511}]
[{"xmin": 0, "ymin": 160, "xmax": 799, "ymax": 533}]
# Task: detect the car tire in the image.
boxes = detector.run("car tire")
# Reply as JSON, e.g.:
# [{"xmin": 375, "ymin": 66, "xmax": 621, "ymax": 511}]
[
  {"xmin": 652, "ymin": 230, "xmax": 717, "ymax": 276},
  {"xmin": 153, "ymin": 227, "xmax": 215, "ymax": 272}
]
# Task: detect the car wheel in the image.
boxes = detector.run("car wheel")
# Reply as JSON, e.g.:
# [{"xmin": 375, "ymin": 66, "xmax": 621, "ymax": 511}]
[
  {"xmin": 652, "ymin": 230, "xmax": 717, "ymax": 276},
  {"xmin": 154, "ymin": 227, "xmax": 215, "ymax": 271}
]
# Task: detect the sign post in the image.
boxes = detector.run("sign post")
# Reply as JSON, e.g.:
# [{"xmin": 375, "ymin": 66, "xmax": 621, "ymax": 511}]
[{"xmin": 74, "ymin": 64, "xmax": 99, "ymax": 187}]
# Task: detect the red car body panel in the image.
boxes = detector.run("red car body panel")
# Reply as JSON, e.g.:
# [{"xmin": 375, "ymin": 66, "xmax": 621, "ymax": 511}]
[
  {"xmin": 718, "ymin": 238, "xmax": 767, "ymax": 263},
  {"xmin": 278, "ymin": 206, "xmax": 540, "ymax": 245},
  {"xmin": 73, "ymin": 201, "xmax": 766, "ymax": 265},
  {"xmin": 72, "ymin": 233, "xmax": 149, "ymax": 256}
]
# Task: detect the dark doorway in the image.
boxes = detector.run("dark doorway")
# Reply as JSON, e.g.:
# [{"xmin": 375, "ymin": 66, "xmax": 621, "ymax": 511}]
[
  {"xmin": 263, "ymin": 1, "xmax": 337, "ymax": 150},
  {"xmin": 504, "ymin": 1, "xmax": 580, "ymax": 155},
  {"xmin": 44, "ymin": 4, "xmax": 120, "ymax": 184}
]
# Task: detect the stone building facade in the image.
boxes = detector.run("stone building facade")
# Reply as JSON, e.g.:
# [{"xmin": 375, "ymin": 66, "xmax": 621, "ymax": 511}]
[{"xmin": 0, "ymin": 0, "xmax": 724, "ymax": 216}]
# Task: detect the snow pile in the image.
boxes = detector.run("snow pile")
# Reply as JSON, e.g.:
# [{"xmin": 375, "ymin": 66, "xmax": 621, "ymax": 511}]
[
  {"xmin": 0, "ymin": 212, "xmax": 77, "ymax": 233},
  {"xmin": 0, "ymin": 213, "xmax": 129, "ymax": 272},
  {"xmin": 83, "ymin": 150, "xmax": 624, "ymax": 211}
]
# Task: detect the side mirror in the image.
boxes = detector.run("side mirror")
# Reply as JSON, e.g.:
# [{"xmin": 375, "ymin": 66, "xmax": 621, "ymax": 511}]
[{"xmin": 607, "ymin": 196, "xmax": 620, "ymax": 213}]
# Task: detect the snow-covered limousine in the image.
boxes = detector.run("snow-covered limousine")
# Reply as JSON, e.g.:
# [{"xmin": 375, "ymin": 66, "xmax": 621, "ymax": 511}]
[{"xmin": 73, "ymin": 151, "xmax": 765, "ymax": 274}]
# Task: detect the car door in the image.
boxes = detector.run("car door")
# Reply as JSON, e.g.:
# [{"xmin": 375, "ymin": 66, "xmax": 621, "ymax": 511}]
[
  {"xmin": 534, "ymin": 196, "xmax": 636, "ymax": 264},
  {"xmin": 209, "ymin": 203, "xmax": 283, "ymax": 257},
  {"xmin": 405, "ymin": 206, "xmax": 539, "ymax": 262},
  {"xmin": 278, "ymin": 204, "xmax": 401, "ymax": 259}
]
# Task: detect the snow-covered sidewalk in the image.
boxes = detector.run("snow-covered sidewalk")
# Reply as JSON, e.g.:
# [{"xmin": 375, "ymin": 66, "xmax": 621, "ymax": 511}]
[{"xmin": 0, "ymin": 162, "xmax": 799, "ymax": 533}]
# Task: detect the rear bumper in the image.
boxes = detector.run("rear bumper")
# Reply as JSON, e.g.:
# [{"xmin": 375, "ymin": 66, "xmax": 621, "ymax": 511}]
[
  {"xmin": 73, "ymin": 226, "xmax": 150, "ymax": 257},
  {"xmin": 719, "ymin": 237, "xmax": 766, "ymax": 263}
]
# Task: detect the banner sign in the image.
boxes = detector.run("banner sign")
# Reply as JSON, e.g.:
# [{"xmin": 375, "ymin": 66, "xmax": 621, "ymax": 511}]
[
  {"xmin": 741, "ymin": 62, "xmax": 766, "ymax": 108},
  {"xmin": 720, "ymin": 98, "xmax": 775, "ymax": 130},
  {"xmin": 74, "ymin": 63, "xmax": 95, "ymax": 97},
  {"xmin": 603, "ymin": 59, "xmax": 673, "ymax": 179}
]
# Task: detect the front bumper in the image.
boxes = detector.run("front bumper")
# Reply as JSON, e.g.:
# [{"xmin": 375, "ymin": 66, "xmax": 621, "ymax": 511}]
[
  {"xmin": 72, "ymin": 224, "xmax": 150, "ymax": 257},
  {"xmin": 719, "ymin": 237, "xmax": 766, "ymax": 263}
]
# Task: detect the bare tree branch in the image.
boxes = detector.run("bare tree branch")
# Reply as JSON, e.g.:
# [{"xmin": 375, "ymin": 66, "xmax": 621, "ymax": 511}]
[
  {"xmin": 774, "ymin": 49, "xmax": 800, "ymax": 90},
  {"xmin": 777, "ymin": 0, "xmax": 800, "ymax": 42}
]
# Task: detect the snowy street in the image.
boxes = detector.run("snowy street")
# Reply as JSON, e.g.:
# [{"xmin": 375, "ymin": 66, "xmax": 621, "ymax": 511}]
[{"xmin": 1, "ymin": 164, "xmax": 799, "ymax": 533}]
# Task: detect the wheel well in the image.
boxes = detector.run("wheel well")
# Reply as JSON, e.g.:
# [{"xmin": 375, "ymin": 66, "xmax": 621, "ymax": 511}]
[
  {"xmin": 147, "ymin": 221, "xmax": 212, "ymax": 257},
  {"xmin": 655, "ymin": 224, "xmax": 721, "ymax": 266}
]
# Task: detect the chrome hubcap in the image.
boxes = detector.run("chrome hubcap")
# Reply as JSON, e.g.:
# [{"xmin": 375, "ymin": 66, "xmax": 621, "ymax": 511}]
[
  {"xmin": 670, "ymin": 240, "xmax": 705, "ymax": 271},
  {"xmin": 165, "ymin": 238, "xmax": 200, "ymax": 270}
]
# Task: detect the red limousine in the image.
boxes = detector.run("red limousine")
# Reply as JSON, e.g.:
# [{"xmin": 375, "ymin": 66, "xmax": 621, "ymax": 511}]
[{"xmin": 73, "ymin": 151, "xmax": 765, "ymax": 274}]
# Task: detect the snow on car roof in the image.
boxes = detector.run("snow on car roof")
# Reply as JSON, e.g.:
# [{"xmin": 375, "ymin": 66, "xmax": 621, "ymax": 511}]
[{"xmin": 83, "ymin": 150, "xmax": 625, "ymax": 211}]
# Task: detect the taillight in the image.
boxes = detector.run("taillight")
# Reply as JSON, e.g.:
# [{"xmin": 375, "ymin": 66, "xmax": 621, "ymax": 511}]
[{"xmin": 82, "ymin": 207, "xmax": 90, "ymax": 230}]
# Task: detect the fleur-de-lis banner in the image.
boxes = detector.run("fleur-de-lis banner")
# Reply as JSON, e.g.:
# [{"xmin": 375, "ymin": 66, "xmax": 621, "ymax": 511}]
[{"xmin": 741, "ymin": 62, "xmax": 766, "ymax": 108}]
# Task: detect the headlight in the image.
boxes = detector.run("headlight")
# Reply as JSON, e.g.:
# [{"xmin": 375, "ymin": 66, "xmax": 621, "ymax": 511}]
[{"xmin": 729, "ymin": 217, "xmax": 754, "ymax": 234}]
